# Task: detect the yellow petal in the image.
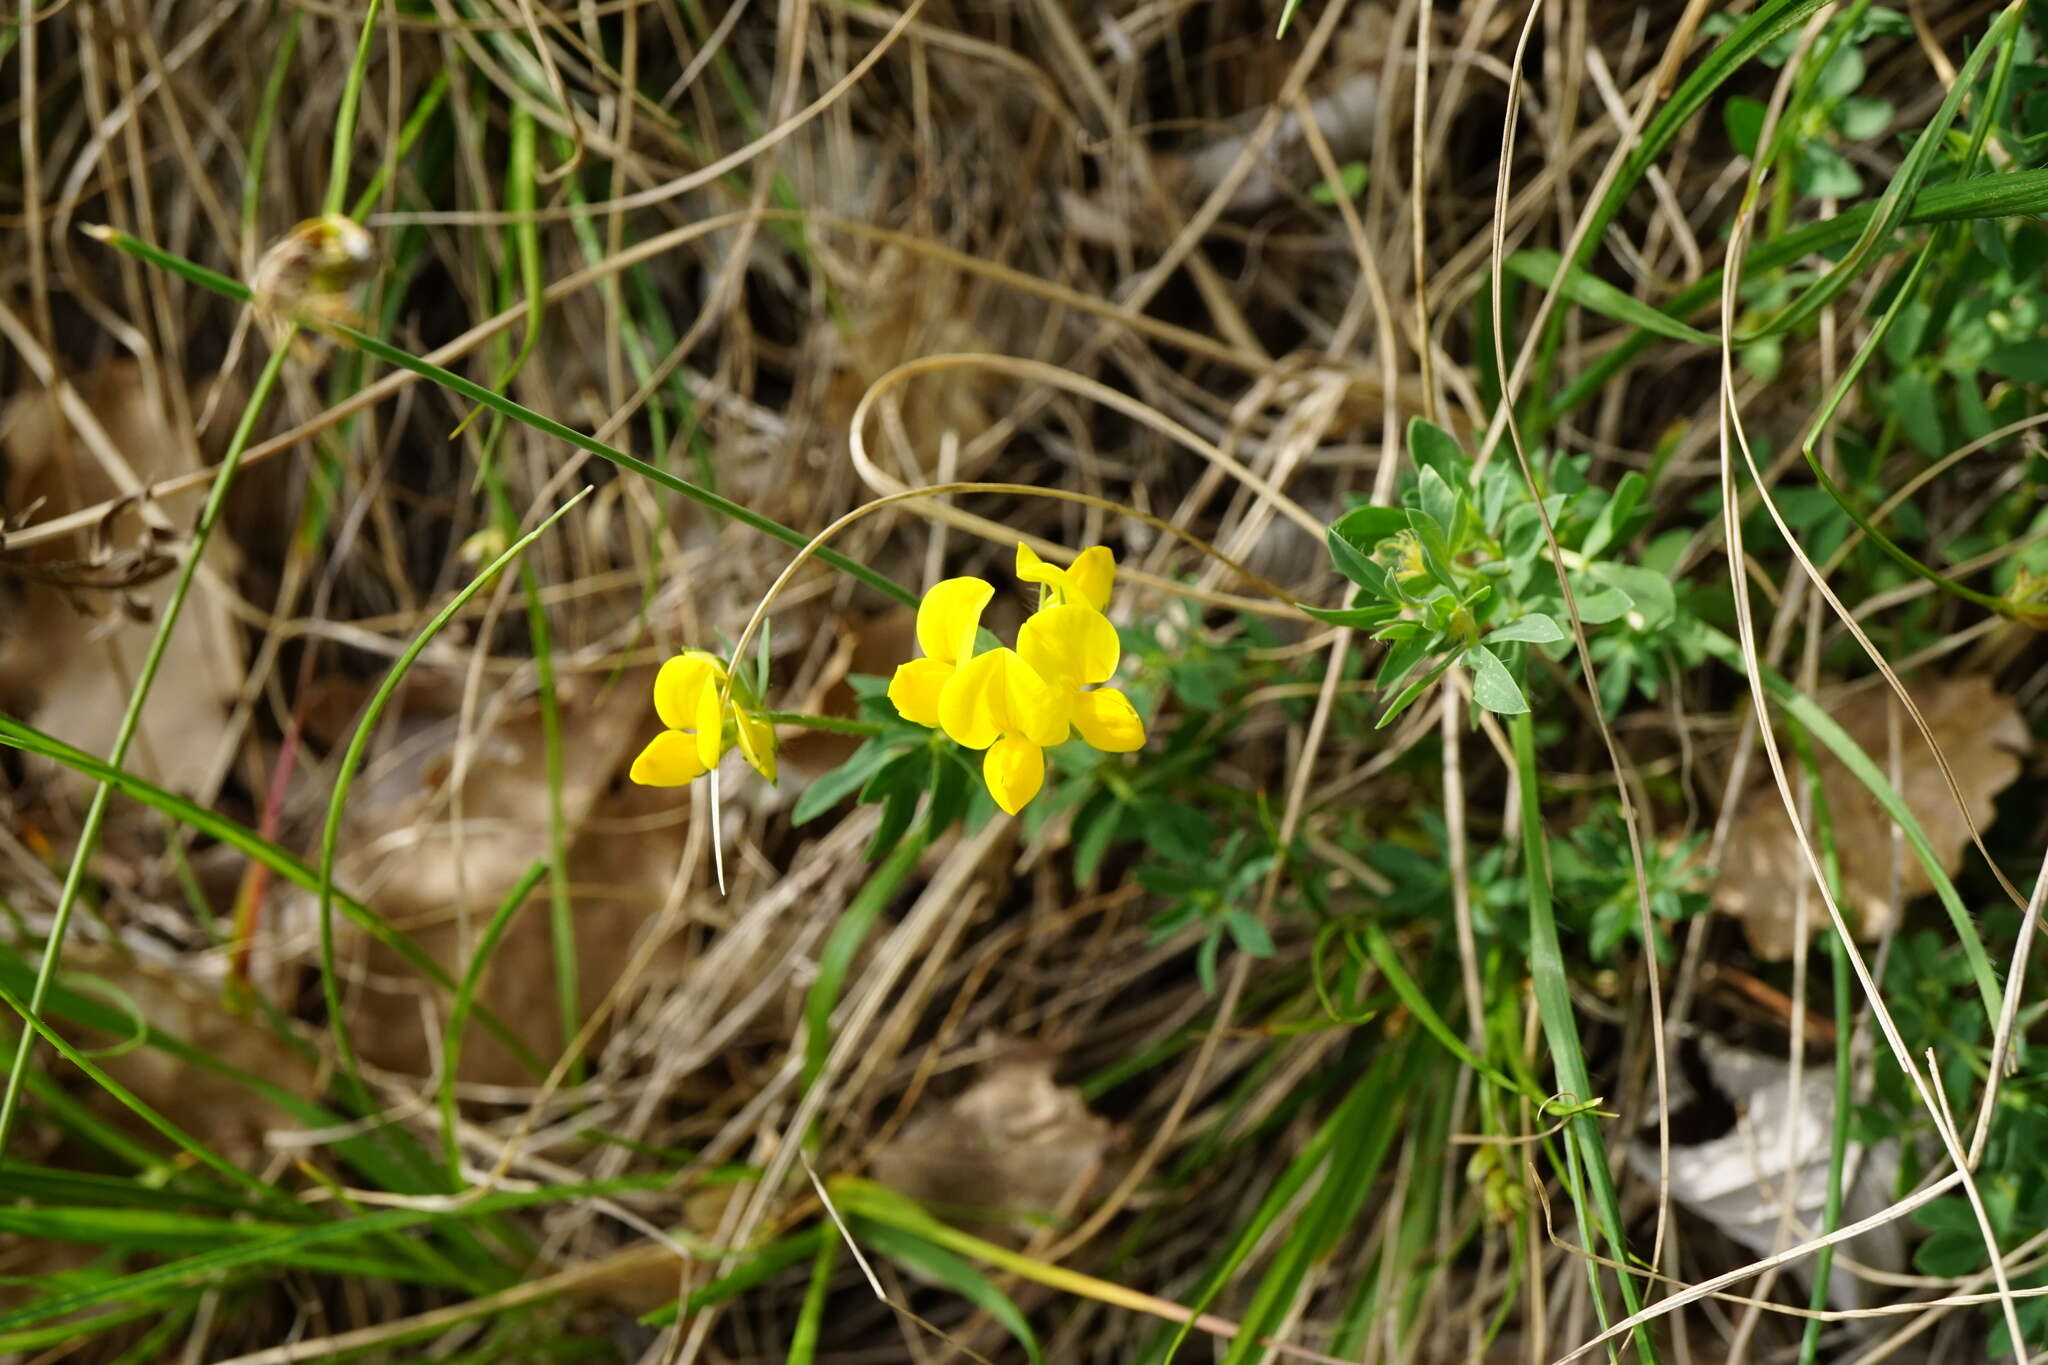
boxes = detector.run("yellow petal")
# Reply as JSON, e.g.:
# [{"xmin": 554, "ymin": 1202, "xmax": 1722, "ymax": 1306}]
[
  {"xmin": 1016, "ymin": 542, "xmax": 1115, "ymax": 611},
  {"xmin": 888, "ymin": 657, "xmax": 953, "ymax": 728},
  {"xmin": 652, "ymin": 651, "xmax": 723, "ymax": 732},
  {"xmin": 916, "ymin": 577, "xmax": 995, "ymax": 665},
  {"xmin": 941, "ymin": 648, "xmax": 1070, "ymax": 751},
  {"xmin": 629, "ymin": 730, "xmax": 711, "ymax": 787},
  {"xmin": 1003, "ymin": 650, "xmax": 1071, "ymax": 748},
  {"xmin": 937, "ymin": 648, "xmax": 1008, "ymax": 750},
  {"xmin": 1015, "ymin": 542, "xmax": 1056, "ymax": 589},
  {"xmin": 734, "ymin": 707, "xmax": 777, "ymax": 782},
  {"xmin": 695, "ymin": 673, "xmax": 726, "ymax": 770},
  {"xmin": 1072, "ymin": 687, "xmax": 1145, "ymax": 753},
  {"xmin": 1019, "ymin": 603, "xmax": 1120, "ymax": 688},
  {"xmin": 982, "ymin": 734, "xmax": 1045, "ymax": 815},
  {"xmin": 1066, "ymin": 546, "xmax": 1115, "ymax": 611}
]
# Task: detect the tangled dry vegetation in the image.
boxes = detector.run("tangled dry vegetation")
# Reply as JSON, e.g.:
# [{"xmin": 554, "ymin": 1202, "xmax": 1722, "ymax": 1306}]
[{"xmin": 3, "ymin": 0, "xmax": 2047, "ymax": 1362}]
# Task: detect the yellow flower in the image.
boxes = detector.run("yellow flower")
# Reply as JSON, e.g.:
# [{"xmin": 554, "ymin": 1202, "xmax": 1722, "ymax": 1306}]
[
  {"xmin": 888, "ymin": 546, "xmax": 1146, "ymax": 816},
  {"xmin": 937, "ymin": 646, "xmax": 1071, "ymax": 814},
  {"xmin": 629, "ymin": 650, "xmax": 777, "ymax": 787},
  {"xmin": 1018, "ymin": 603, "xmax": 1146, "ymax": 754},
  {"xmin": 887, "ymin": 576, "xmax": 994, "ymax": 729},
  {"xmin": 1015, "ymin": 543, "xmax": 1114, "ymax": 612}
]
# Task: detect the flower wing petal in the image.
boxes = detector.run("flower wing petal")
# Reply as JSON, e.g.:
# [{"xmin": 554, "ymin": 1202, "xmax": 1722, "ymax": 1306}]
[
  {"xmin": 629, "ymin": 730, "xmax": 711, "ymax": 787},
  {"xmin": 1019, "ymin": 603, "xmax": 1120, "ymax": 687},
  {"xmin": 982, "ymin": 734, "xmax": 1045, "ymax": 815},
  {"xmin": 916, "ymin": 577, "xmax": 995, "ymax": 664},
  {"xmin": 937, "ymin": 648, "xmax": 1008, "ymax": 750},
  {"xmin": 734, "ymin": 707, "xmax": 778, "ymax": 782},
  {"xmin": 695, "ymin": 673, "xmax": 726, "ymax": 770},
  {"xmin": 887, "ymin": 657, "xmax": 954, "ymax": 729},
  {"xmin": 1067, "ymin": 546, "xmax": 1115, "ymax": 611},
  {"xmin": 1072, "ymin": 687, "xmax": 1146, "ymax": 752},
  {"xmin": 652, "ymin": 652, "xmax": 721, "ymax": 732}
]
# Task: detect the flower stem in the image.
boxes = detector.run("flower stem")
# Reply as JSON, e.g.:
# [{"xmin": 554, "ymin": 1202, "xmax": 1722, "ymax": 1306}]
[{"xmin": 762, "ymin": 711, "xmax": 884, "ymax": 737}]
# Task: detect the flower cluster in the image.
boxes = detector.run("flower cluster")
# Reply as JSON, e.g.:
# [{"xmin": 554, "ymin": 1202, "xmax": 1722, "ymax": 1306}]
[
  {"xmin": 889, "ymin": 543, "xmax": 1144, "ymax": 814},
  {"xmin": 629, "ymin": 650, "xmax": 776, "ymax": 787}
]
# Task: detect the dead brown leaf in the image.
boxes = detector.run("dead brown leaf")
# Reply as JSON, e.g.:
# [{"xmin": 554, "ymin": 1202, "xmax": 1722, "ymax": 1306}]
[
  {"xmin": 299, "ymin": 670, "xmax": 694, "ymax": 1084},
  {"xmin": 870, "ymin": 1042, "xmax": 1111, "ymax": 1238},
  {"xmin": 1714, "ymin": 675, "xmax": 2031, "ymax": 960},
  {"xmin": 1, "ymin": 362, "xmax": 243, "ymax": 795}
]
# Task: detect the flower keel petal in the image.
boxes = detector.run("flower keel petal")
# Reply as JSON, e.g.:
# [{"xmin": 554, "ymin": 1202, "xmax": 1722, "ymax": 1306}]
[
  {"xmin": 982, "ymin": 734, "xmax": 1045, "ymax": 815},
  {"xmin": 694, "ymin": 674, "xmax": 726, "ymax": 770},
  {"xmin": 937, "ymin": 648, "xmax": 1008, "ymax": 750},
  {"xmin": 1002, "ymin": 650, "xmax": 1071, "ymax": 748}
]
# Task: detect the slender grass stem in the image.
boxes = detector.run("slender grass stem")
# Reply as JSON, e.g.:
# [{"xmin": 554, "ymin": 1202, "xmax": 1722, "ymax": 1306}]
[
  {"xmin": 1794, "ymin": 725, "xmax": 1855, "ymax": 1365},
  {"xmin": 324, "ymin": 0, "xmax": 384, "ymax": 216},
  {"xmin": 441, "ymin": 860, "xmax": 551, "ymax": 1176}
]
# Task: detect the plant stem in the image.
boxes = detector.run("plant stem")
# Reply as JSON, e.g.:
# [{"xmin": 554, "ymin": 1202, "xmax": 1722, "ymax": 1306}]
[
  {"xmin": 1508, "ymin": 710, "xmax": 1656, "ymax": 1363},
  {"xmin": 323, "ymin": 0, "xmax": 383, "ymax": 216}
]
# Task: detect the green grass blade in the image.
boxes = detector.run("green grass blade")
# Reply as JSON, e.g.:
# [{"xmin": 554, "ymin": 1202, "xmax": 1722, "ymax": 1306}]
[
  {"xmin": 1359, "ymin": 923, "xmax": 1532, "ymax": 1098},
  {"xmin": 639, "ymin": 1225, "xmax": 827, "ymax": 1326},
  {"xmin": 1510, "ymin": 710, "xmax": 1654, "ymax": 1363},
  {"xmin": 1534, "ymin": 168, "xmax": 2048, "ymax": 436},
  {"xmin": 349, "ymin": 68, "xmax": 450, "ymax": 221},
  {"xmin": 785, "ymin": 1222, "xmax": 839, "ymax": 1364},
  {"xmin": 0, "ymin": 981, "xmax": 294, "ymax": 1213},
  {"xmin": 1505, "ymin": 250, "xmax": 1718, "ymax": 345},
  {"xmin": 1139, "ymin": 1035, "xmax": 1402, "ymax": 1364},
  {"xmin": 1753, "ymin": 4, "xmax": 2021, "ymax": 341},
  {"xmin": 1216, "ymin": 1038, "xmax": 1424, "ymax": 1365},
  {"xmin": 0, "ymin": 1177, "xmax": 665, "ymax": 1333},
  {"xmin": 241, "ymin": 13, "xmax": 303, "ymax": 247},
  {"xmin": 324, "ymin": 0, "xmax": 384, "ymax": 215},
  {"xmin": 854, "ymin": 1215, "xmax": 1045, "ymax": 1364},
  {"xmin": 804, "ymin": 830, "xmax": 928, "ymax": 1088},
  {"xmin": 1693, "ymin": 625, "xmax": 2003, "ymax": 1026}
]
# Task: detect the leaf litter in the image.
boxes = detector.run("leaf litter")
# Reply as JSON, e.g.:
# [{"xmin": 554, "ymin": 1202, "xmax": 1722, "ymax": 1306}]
[{"xmin": 1713, "ymin": 675, "xmax": 2030, "ymax": 960}]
